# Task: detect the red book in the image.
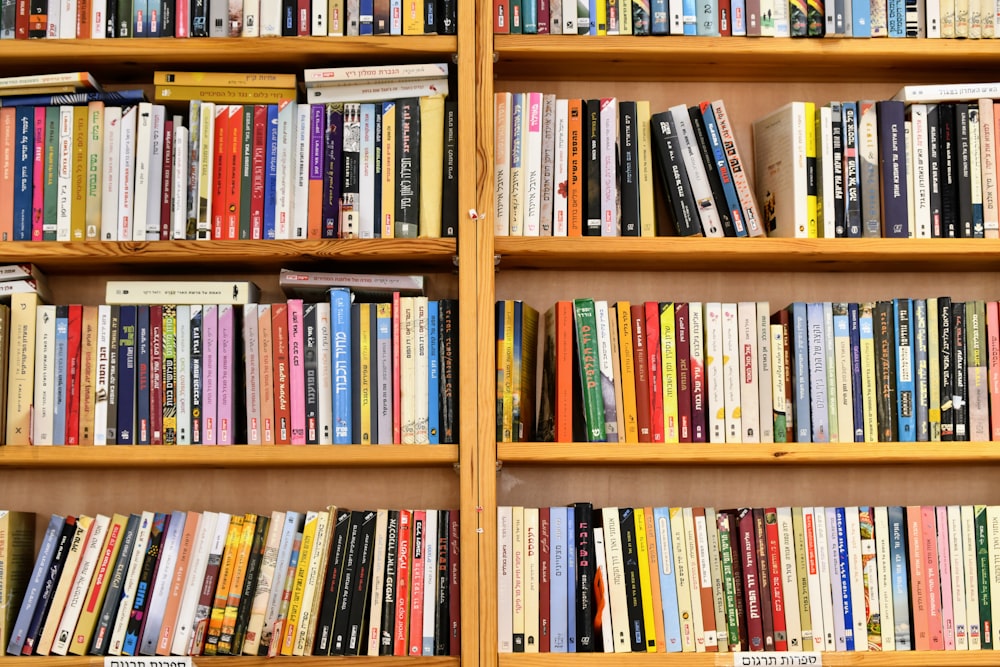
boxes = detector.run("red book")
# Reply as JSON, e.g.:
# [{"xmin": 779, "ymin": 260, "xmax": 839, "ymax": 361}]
[
  {"xmin": 553, "ymin": 301, "xmax": 574, "ymax": 443},
  {"xmin": 719, "ymin": 0, "xmax": 732, "ymax": 34},
  {"xmin": 567, "ymin": 99, "xmax": 584, "ymax": 237},
  {"xmin": 211, "ymin": 104, "xmax": 229, "ymax": 240},
  {"xmin": 537, "ymin": 0, "xmax": 549, "ymax": 31},
  {"xmin": 631, "ymin": 304, "xmax": 651, "ymax": 442},
  {"xmin": 922, "ymin": 505, "xmax": 944, "ymax": 649},
  {"xmin": 763, "ymin": 507, "xmax": 787, "ymax": 651},
  {"xmin": 65, "ymin": 304, "xmax": 83, "ymax": 445},
  {"xmin": 15, "ymin": 0, "xmax": 29, "ymax": 37},
  {"xmin": 538, "ymin": 506, "xmax": 550, "ymax": 652},
  {"xmin": 159, "ymin": 119, "xmax": 174, "ymax": 240},
  {"xmin": 692, "ymin": 507, "xmax": 718, "ymax": 651},
  {"xmin": 392, "ymin": 291, "xmax": 401, "ymax": 444},
  {"xmin": 393, "ymin": 509, "xmax": 412, "ymax": 656},
  {"xmin": 407, "ymin": 510, "xmax": 426, "ymax": 656},
  {"xmin": 737, "ymin": 507, "xmax": 764, "ymax": 651},
  {"xmin": 449, "ymin": 510, "xmax": 460, "ymax": 656},
  {"xmin": 675, "ymin": 302, "xmax": 692, "ymax": 442},
  {"xmin": 753, "ymin": 507, "xmax": 774, "ymax": 650},
  {"xmin": 907, "ymin": 505, "xmax": 930, "ymax": 650},
  {"xmin": 493, "ymin": 0, "xmax": 510, "ymax": 32},
  {"xmin": 250, "ymin": 105, "xmax": 268, "ymax": 239},
  {"xmin": 297, "ymin": 0, "xmax": 309, "ymax": 33},
  {"xmin": 644, "ymin": 301, "xmax": 663, "ymax": 442},
  {"xmin": 271, "ymin": 302, "xmax": 291, "ymax": 444},
  {"xmin": 150, "ymin": 305, "xmax": 164, "ymax": 445},
  {"xmin": 226, "ymin": 104, "xmax": 242, "ymax": 240}
]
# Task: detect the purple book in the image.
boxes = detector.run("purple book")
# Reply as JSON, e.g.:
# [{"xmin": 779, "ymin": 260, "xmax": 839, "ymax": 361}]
[
  {"xmin": 876, "ymin": 100, "xmax": 909, "ymax": 237},
  {"xmin": 201, "ymin": 305, "xmax": 218, "ymax": 445},
  {"xmin": 323, "ymin": 103, "xmax": 344, "ymax": 238},
  {"xmin": 217, "ymin": 304, "xmax": 235, "ymax": 445}
]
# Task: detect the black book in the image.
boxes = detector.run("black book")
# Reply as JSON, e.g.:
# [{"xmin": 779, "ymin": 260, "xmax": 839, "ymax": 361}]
[
  {"xmin": 618, "ymin": 101, "xmax": 641, "ymax": 237},
  {"xmin": 90, "ymin": 513, "xmax": 141, "ymax": 655},
  {"xmin": 281, "ymin": 0, "xmax": 296, "ymax": 34},
  {"xmin": 649, "ymin": 110, "xmax": 699, "ymax": 236},
  {"xmin": 190, "ymin": 0, "xmax": 207, "ymax": 34},
  {"xmin": 939, "ymin": 296, "xmax": 954, "ymax": 440},
  {"xmin": 688, "ymin": 104, "xmax": 736, "ymax": 237},
  {"xmin": 926, "ymin": 104, "xmax": 943, "ymax": 237},
  {"xmin": 583, "ymin": 99, "xmax": 601, "ymax": 237},
  {"xmin": 346, "ymin": 510, "xmax": 378, "ymax": 655},
  {"xmin": 955, "ymin": 103, "xmax": 974, "ymax": 238},
  {"xmin": 106, "ymin": 305, "xmax": 120, "ymax": 445},
  {"xmin": 395, "ymin": 98, "xmax": 421, "ymax": 238},
  {"xmin": 116, "ymin": 0, "xmax": 132, "ymax": 35},
  {"xmin": 105, "ymin": 0, "xmax": 118, "ymax": 37},
  {"xmin": 829, "ymin": 102, "xmax": 846, "ymax": 237},
  {"xmin": 874, "ymin": 300, "xmax": 898, "ymax": 442},
  {"xmin": 618, "ymin": 507, "xmax": 647, "ymax": 652},
  {"xmin": 441, "ymin": 100, "xmax": 459, "ymax": 238},
  {"xmin": 438, "ymin": 299, "xmax": 458, "ymax": 444},
  {"xmin": 239, "ymin": 105, "xmax": 254, "ymax": 240},
  {"xmin": 303, "ymin": 303, "xmax": 319, "ymax": 444},
  {"xmin": 894, "ymin": 299, "xmax": 915, "ymax": 442},
  {"xmin": 437, "ymin": 0, "xmax": 455, "ymax": 32},
  {"xmin": 573, "ymin": 501, "xmax": 595, "ymax": 652},
  {"xmin": 938, "ymin": 103, "xmax": 959, "ymax": 238},
  {"xmin": 953, "ymin": 301, "xmax": 968, "ymax": 441},
  {"xmin": 842, "ymin": 102, "xmax": 862, "ymax": 238},
  {"xmin": 434, "ymin": 509, "xmax": 450, "ymax": 655},
  {"xmin": 330, "ymin": 511, "xmax": 361, "ymax": 655},
  {"xmin": 723, "ymin": 509, "xmax": 748, "ymax": 651},
  {"xmin": 378, "ymin": 510, "xmax": 399, "ymax": 655},
  {"xmin": 340, "ymin": 103, "xmax": 361, "ymax": 238},
  {"xmin": 423, "ymin": 0, "xmax": 434, "ymax": 31},
  {"xmin": 314, "ymin": 508, "xmax": 351, "ymax": 655},
  {"xmin": 21, "ymin": 516, "xmax": 76, "ymax": 655},
  {"xmin": 160, "ymin": 0, "xmax": 174, "ymax": 35},
  {"xmin": 27, "ymin": 0, "xmax": 44, "ymax": 36},
  {"xmin": 122, "ymin": 512, "xmax": 169, "ymax": 656},
  {"xmin": 752, "ymin": 507, "xmax": 774, "ymax": 650},
  {"xmin": 232, "ymin": 514, "xmax": 270, "ymax": 653}
]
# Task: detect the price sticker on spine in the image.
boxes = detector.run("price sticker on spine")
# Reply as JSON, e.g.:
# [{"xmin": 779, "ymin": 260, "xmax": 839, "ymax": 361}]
[
  {"xmin": 732, "ymin": 652, "xmax": 822, "ymax": 666},
  {"xmin": 105, "ymin": 658, "xmax": 195, "ymax": 667}
]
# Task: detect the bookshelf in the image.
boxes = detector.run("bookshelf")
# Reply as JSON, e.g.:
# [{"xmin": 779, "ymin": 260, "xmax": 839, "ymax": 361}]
[{"xmin": 476, "ymin": 17, "xmax": 1000, "ymax": 667}]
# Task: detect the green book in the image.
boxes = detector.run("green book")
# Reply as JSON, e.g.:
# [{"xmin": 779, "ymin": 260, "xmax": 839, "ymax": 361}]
[
  {"xmin": 43, "ymin": 106, "xmax": 59, "ymax": 242},
  {"xmin": 573, "ymin": 298, "xmax": 605, "ymax": 442}
]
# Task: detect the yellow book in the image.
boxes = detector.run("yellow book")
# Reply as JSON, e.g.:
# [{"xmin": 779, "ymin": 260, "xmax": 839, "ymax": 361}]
[
  {"xmin": 153, "ymin": 71, "xmax": 297, "ymax": 87},
  {"xmin": 300, "ymin": 506, "xmax": 334, "ymax": 654},
  {"xmin": 403, "ymin": 0, "xmax": 423, "ymax": 33},
  {"xmin": 279, "ymin": 509, "xmax": 317, "ymax": 656},
  {"xmin": 418, "ymin": 94, "xmax": 445, "ymax": 238},
  {"xmin": 616, "ymin": 302, "xmax": 639, "ymax": 442},
  {"xmin": 70, "ymin": 105, "xmax": 86, "ymax": 242},
  {"xmin": 669, "ymin": 507, "xmax": 696, "ymax": 652},
  {"xmin": 595, "ymin": 0, "xmax": 608, "ymax": 33},
  {"xmin": 804, "ymin": 101, "xmax": 818, "ymax": 238},
  {"xmin": 633, "ymin": 508, "xmax": 657, "ymax": 652},
  {"xmin": 660, "ymin": 302, "xmax": 678, "ymax": 443},
  {"xmin": 154, "ymin": 85, "xmax": 297, "ymax": 105},
  {"xmin": 502, "ymin": 300, "xmax": 515, "ymax": 442},
  {"xmin": 217, "ymin": 512, "xmax": 257, "ymax": 655},
  {"xmin": 203, "ymin": 513, "xmax": 244, "ymax": 656},
  {"xmin": 380, "ymin": 101, "xmax": 396, "ymax": 238},
  {"xmin": 0, "ymin": 511, "xmax": 36, "ymax": 650},
  {"xmin": 327, "ymin": 0, "xmax": 344, "ymax": 33},
  {"xmin": 6, "ymin": 292, "xmax": 40, "ymax": 444},
  {"xmin": 791, "ymin": 507, "xmax": 813, "ymax": 651},
  {"xmin": 196, "ymin": 101, "xmax": 216, "ymax": 241},
  {"xmin": 68, "ymin": 513, "xmax": 129, "ymax": 655},
  {"xmin": 608, "ymin": 306, "xmax": 626, "ymax": 441},
  {"xmin": 635, "ymin": 101, "xmax": 656, "ymax": 237},
  {"xmin": 84, "ymin": 101, "xmax": 103, "ymax": 240},
  {"xmin": 859, "ymin": 302, "xmax": 878, "ymax": 442},
  {"xmin": 360, "ymin": 303, "xmax": 372, "ymax": 444}
]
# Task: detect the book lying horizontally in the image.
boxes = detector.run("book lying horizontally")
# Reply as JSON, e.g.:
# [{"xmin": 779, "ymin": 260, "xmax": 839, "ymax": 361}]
[
  {"xmin": 104, "ymin": 281, "xmax": 261, "ymax": 305},
  {"xmin": 0, "ymin": 72, "xmax": 102, "ymax": 96},
  {"xmin": 278, "ymin": 269, "xmax": 425, "ymax": 300},
  {"xmin": 302, "ymin": 63, "xmax": 450, "ymax": 87}
]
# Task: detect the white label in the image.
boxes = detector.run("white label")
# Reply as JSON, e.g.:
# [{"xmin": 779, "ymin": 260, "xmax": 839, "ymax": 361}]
[
  {"xmin": 106, "ymin": 660, "xmax": 194, "ymax": 667},
  {"xmin": 733, "ymin": 653, "xmax": 822, "ymax": 666}
]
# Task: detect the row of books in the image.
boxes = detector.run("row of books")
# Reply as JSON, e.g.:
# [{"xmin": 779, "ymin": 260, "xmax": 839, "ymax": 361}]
[
  {"xmin": 0, "ymin": 94, "xmax": 457, "ymax": 243},
  {"xmin": 755, "ymin": 94, "xmax": 1000, "ymax": 239},
  {"xmin": 4, "ymin": 284, "xmax": 458, "ymax": 446},
  {"xmin": 0, "ymin": 0, "xmax": 457, "ymax": 38},
  {"xmin": 507, "ymin": 296, "xmax": 1000, "ymax": 444},
  {"xmin": 497, "ymin": 503, "xmax": 1000, "ymax": 654},
  {"xmin": 493, "ymin": 94, "xmax": 766, "ymax": 238},
  {"xmin": 1, "ymin": 506, "xmax": 460, "ymax": 657}
]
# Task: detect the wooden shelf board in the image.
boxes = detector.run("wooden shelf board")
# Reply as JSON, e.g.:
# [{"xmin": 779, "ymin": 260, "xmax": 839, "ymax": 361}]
[
  {"xmin": 0, "ymin": 659, "xmax": 459, "ymax": 667},
  {"xmin": 0, "ymin": 239, "xmax": 457, "ymax": 274},
  {"xmin": 498, "ymin": 442, "xmax": 1000, "ymax": 465},
  {"xmin": 0, "ymin": 36, "xmax": 458, "ymax": 80},
  {"xmin": 499, "ymin": 653, "xmax": 1000, "ymax": 665},
  {"xmin": 0, "ymin": 444, "xmax": 459, "ymax": 469},
  {"xmin": 494, "ymin": 237, "xmax": 1000, "ymax": 273},
  {"xmin": 493, "ymin": 35, "xmax": 1000, "ymax": 82}
]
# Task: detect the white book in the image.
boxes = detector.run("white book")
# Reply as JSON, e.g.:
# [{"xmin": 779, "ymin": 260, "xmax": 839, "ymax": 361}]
[
  {"xmin": 259, "ymin": 0, "xmax": 281, "ymax": 33},
  {"xmin": 594, "ymin": 300, "xmax": 619, "ymax": 442},
  {"xmin": 553, "ymin": 98, "xmax": 569, "ymax": 237},
  {"xmin": 682, "ymin": 507, "xmax": 708, "ymax": 651},
  {"xmin": 980, "ymin": 99, "xmax": 999, "ymax": 238},
  {"xmin": 971, "ymin": 105, "xmax": 985, "ymax": 239},
  {"xmin": 116, "ymin": 105, "xmax": 137, "ymax": 241},
  {"xmin": 275, "ymin": 100, "xmax": 296, "ymax": 240},
  {"xmin": 316, "ymin": 302, "xmax": 333, "ymax": 444},
  {"xmin": 145, "ymin": 104, "xmax": 165, "ymax": 240},
  {"xmin": 107, "ymin": 511, "xmax": 155, "ymax": 656},
  {"xmin": 291, "ymin": 103, "xmax": 310, "ymax": 239},
  {"xmin": 358, "ymin": 103, "xmax": 376, "ymax": 238},
  {"xmin": 305, "ymin": 78, "xmax": 448, "ymax": 105},
  {"xmin": 294, "ymin": 509, "xmax": 330, "ymax": 655},
  {"xmin": 365, "ymin": 509, "xmax": 389, "ymax": 655},
  {"xmin": 592, "ymin": 525, "xmax": 614, "ymax": 653},
  {"xmin": 59, "ymin": 0, "xmax": 75, "ymax": 37},
  {"xmin": 599, "ymin": 97, "xmax": 618, "ymax": 236},
  {"xmin": 101, "ymin": 105, "xmax": 122, "ymax": 241},
  {"xmin": 57, "ymin": 105, "xmax": 73, "ymax": 242},
  {"xmin": 669, "ymin": 0, "xmax": 683, "ymax": 32},
  {"xmin": 511, "ymin": 507, "xmax": 525, "ymax": 651},
  {"xmin": 670, "ymin": 103, "xmax": 723, "ymax": 237},
  {"xmin": 196, "ymin": 102, "xmax": 215, "ymax": 240},
  {"xmin": 522, "ymin": 507, "xmax": 539, "ymax": 653},
  {"xmin": 737, "ymin": 302, "xmax": 760, "ymax": 442},
  {"xmin": 893, "ymin": 81, "xmax": 1000, "ymax": 103},
  {"xmin": 873, "ymin": 506, "xmax": 895, "ymax": 651},
  {"xmin": 172, "ymin": 124, "xmax": 188, "ymax": 239},
  {"xmin": 602, "ymin": 507, "xmax": 630, "ymax": 652},
  {"xmin": 908, "ymin": 104, "xmax": 932, "ymax": 238},
  {"xmin": 704, "ymin": 302, "xmax": 725, "ymax": 444},
  {"xmin": 802, "ymin": 507, "xmax": 827, "ymax": 651},
  {"xmin": 90, "ymin": 0, "xmax": 104, "ymax": 36},
  {"xmin": 494, "ymin": 92, "xmax": 512, "ymax": 236},
  {"xmin": 241, "ymin": 511, "xmax": 285, "ymax": 656},
  {"xmin": 521, "ymin": 91, "xmax": 543, "ymax": 237},
  {"xmin": 669, "ymin": 507, "xmax": 695, "ymax": 652},
  {"xmin": 561, "ymin": 0, "xmax": 576, "ymax": 33},
  {"xmin": 539, "ymin": 94, "xmax": 556, "ymax": 236},
  {"xmin": 905, "ymin": 121, "xmax": 915, "ymax": 238},
  {"xmin": 260, "ymin": 512, "xmax": 301, "ymax": 654},
  {"xmin": 390, "ymin": 0, "xmax": 402, "ymax": 32},
  {"xmin": 812, "ymin": 506, "xmax": 836, "ymax": 652},
  {"xmin": 420, "ymin": 509, "xmax": 438, "ymax": 655},
  {"xmin": 946, "ymin": 505, "xmax": 968, "ymax": 651},
  {"xmin": 753, "ymin": 101, "xmax": 809, "ymax": 238},
  {"xmin": 242, "ymin": 0, "xmax": 260, "ymax": 34},
  {"xmin": 860, "ymin": 507, "xmax": 881, "ymax": 652},
  {"xmin": 414, "ymin": 297, "xmax": 429, "ymax": 444},
  {"xmin": 818, "ymin": 105, "xmax": 835, "ymax": 238},
  {"xmin": 139, "ymin": 510, "xmax": 186, "ymax": 655},
  {"xmin": 832, "ymin": 304, "xmax": 854, "ymax": 443},
  {"xmin": 989, "ymin": 506, "xmax": 1000, "ymax": 647},
  {"xmin": 498, "ymin": 506, "xmax": 514, "ymax": 653},
  {"xmin": 756, "ymin": 302, "xmax": 774, "ymax": 442},
  {"xmin": 51, "ymin": 514, "xmax": 110, "ymax": 655},
  {"xmin": 32, "ymin": 305, "xmax": 55, "ymax": 446},
  {"xmin": 171, "ymin": 510, "xmax": 217, "ymax": 655},
  {"xmin": 962, "ymin": 505, "xmax": 982, "ymax": 650},
  {"xmin": 35, "ymin": 516, "xmax": 92, "ymax": 655},
  {"xmin": 844, "ymin": 506, "xmax": 866, "ymax": 651},
  {"xmin": 721, "ymin": 302, "xmax": 742, "ymax": 443},
  {"xmin": 777, "ymin": 507, "xmax": 802, "ymax": 650},
  {"xmin": 190, "ymin": 513, "xmax": 233, "ymax": 655},
  {"xmin": 92, "ymin": 304, "xmax": 111, "ymax": 445},
  {"xmin": 131, "ymin": 102, "xmax": 154, "ymax": 242}
]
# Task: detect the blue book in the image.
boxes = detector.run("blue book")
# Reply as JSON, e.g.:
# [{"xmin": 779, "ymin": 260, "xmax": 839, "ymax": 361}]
[
  {"xmin": 138, "ymin": 510, "xmax": 186, "ymax": 655},
  {"xmin": 122, "ymin": 512, "xmax": 168, "ymax": 657},
  {"xmin": 147, "ymin": 0, "xmax": 161, "ymax": 34},
  {"xmin": 886, "ymin": 0, "xmax": 904, "ymax": 35},
  {"xmin": 913, "ymin": 299, "xmax": 930, "ymax": 441},
  {"xmin": 587, "ymin": 0, "xmax": 596, "ymax": 33},
  {"xmin": 522, "ymin": 0, "xmax": 537, "ymax": 31},
  {"xmin": 876, "ymin": 100, "xmax": 908, "ymax": 237},
  {"xmin": 650, "ymin": 0, "xmax": 668, "ymax": 32},
  {"xmin": 12, "ymin": 107, "xmax": 32, "ymax": 241},
  {"xmin": 894, "ymin": 298, "xmax": 915, "ymax": 441},
  {"xmin": 834, "ymin": 304, "xmax": 852, "ymax": 442},
  {"xmin": 330, "ymin": 287, "xmax": 352, "ymax": 444},
  {"xmin": 730, "ymin": 0, "xmax": 746, "ymax": 33},
  {"xmin": 888, "ymin": 506, "xmax": 912, "ymax": 650},
  {"xmin": 682, "ymin": 0, "xmax": 696, "ymax": 33},
  {"xmin": 133, "ymin": 0, "xmax": 148, "ymax": 35},
  {"xmin": 136, "ymin": 306, "xmax": 151, "ymax": 445},
  {"xmin": 54, "ymin": 306, "xmax": 68, "ymax": 446},
  {"xmin": 549, "ymin": 506, "xmax": 568, "ymax": 652},
  {"xmin": 652, "ymin": 507, "xmax": 682, "ymax": 652},
  {"xmin": 427, "ymin": 300, "xmax": 440, "ymax": 444},
  {"xmin": 806, "ymin": 302, "xmax": 829, "ymax": 442},
  {"xmin": 263, "ymin": 104, "xmax": 279, "ymax": 239},
  {"xmin": 835, "ymin": 506, "xmax": 855, "ymax": 651},
  {"xmin": 847, "ymin": 303, "xmax": 864, "ymax": 442},
  {"xmin": 825, "ymin": 506, "xmax": 847, "ymax": 651},
  {"xmin": 701, "ymin": 102, "xmax": 746, "ymax": 237},
  {"xmin": 565, "ymin": 505, "xmax": 576, "ymax": 652},
  {"xmin": 851, "ymin": 0, "xmax": 870, "ymax": 35},
  {"xmin": 791, "ymin": 303, "xmax": 812, "ymax": 442},
  {"xmin": 0, "ymin": 89, "xmax": 146, "ymax": 109},
  {"xmin": 21, "ymin": 516, "xmax": 75, "ymax": 655},
  {"xmin": 6, "ymin": 514, "xmax": 64, "ymax": 655},
  {"xmin": 117, "ymin": 305, "xmax": 138, "ymax": 445},
  {"xmin": 359, "ymin": 0, "xmax": 374, "ymax": 33},
  {"xmin": 695, "ymin": 0, "xmax": 717, "ymax": 33}
]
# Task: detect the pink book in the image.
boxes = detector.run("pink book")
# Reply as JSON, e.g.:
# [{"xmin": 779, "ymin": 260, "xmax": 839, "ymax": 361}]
[
  {"xmin": 201, "ymin": 304, "xmax": 218, "ymax": 445},
  {"xmin": 935, "ymin": 505, "xmax": 955, "ymax": 650},
  {"xmin": 257, "ymin": 304, "xmax": 275, "ymax": 445},
  {"xmin": 287, "ymin": 299, "xmax": 306, "ymax": 444},
  {"xmin": 644, "ymin": 301, "xmax": 664, "ymax": 443},
  {"xmin": 988, "ymin": 301, "xmax": 1000, "ymax": 440},
  {"xmin": 392, "ymin": 291, "xmax": 401, "ymax": 444},
  {"xmin": 922, "ymin": 505, "xmax": 944, "ymax": 650},
  {"xmin": 242, "ymin": 304, "xmax": 261, "ymax": 445},
  {"xmin": 175, "ymin": 0, "xmax": 190, "ymax": 36},
  {"xmin": 31, "ymin": 107, "xmax": 44, "ymax": 242},
  {"xmin": 407, "ymin": 510, "xmax": 426, "ymax": 656},
  {"xmin": 217, "ymin": 304, "xmax": 235, "ymax": 445}
]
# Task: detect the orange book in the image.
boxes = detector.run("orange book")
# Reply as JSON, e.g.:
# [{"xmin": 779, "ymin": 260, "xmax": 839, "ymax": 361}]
[
  {"xmin": 271, "ymin": 303, "xmax": 291, "ymax": 445},
  {"xmin": 211, "ymin": 104, "xmax": 229, "ymax": 240},
  {"xmin": 907, "ymin": 505, "xmax": 930, "ymax": 650},
  {"xmin": 549, "ymin": 301, "xmax": 573, "ymax": 443},
  {"xmin": 78, "ymin": 305, "xmax": 98, "ymax": 445},
  {"xmin": 226, "ymin": 105, "xmax": 243, "ymax": 240},
  {"xmin": 257, "ymin": 304, "xmax": 276, "ymax": 445},
  {"xmin": 307, "ymin": 105, "xmax": 323, "ymax": 239},
  {"xmin": 692, "ymin": 506, "xmax": 719, "ymax": 652},
  {"xmin": 567, "ymin": 99, "xmax": 583, "ymax": 237},
  {"xmin": 0, "ymin": 108, "xmax": 15, "ymax": 241},
  {"xmin": 922, "ymin": 505, "xmax": 944, "ymax": 650},
  {"xmin": 643, "ymin": 506, "xmax": 667, "ymax": 652},
  {"xmin": 156, "ymin": 511, "xmax": 201, "ymax": 655},
  {"xmin": 204, "ymin": 514, "xmax": 244, "ymax": 656},
  {"xmin": 218, "ymin": 513, "xmax": 257, "ymax": 654},
  {"xmin": 616, "ymin": 302, "xmax": 640, "ymax": 442}
]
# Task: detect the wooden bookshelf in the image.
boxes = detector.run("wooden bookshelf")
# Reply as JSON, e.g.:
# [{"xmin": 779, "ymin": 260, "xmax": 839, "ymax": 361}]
[
  {"xmin": 0, "ymin": 658, "xmax": 460, "ymax": 666},
  {"xmin": 498, "ymin": 654, "xmax": 1000, "ymax": 665}
]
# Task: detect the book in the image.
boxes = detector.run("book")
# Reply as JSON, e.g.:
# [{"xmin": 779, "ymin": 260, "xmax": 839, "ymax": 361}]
[{"xmin": 753, "ymin": 102, "xmax": 809, "ymax": 237}]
